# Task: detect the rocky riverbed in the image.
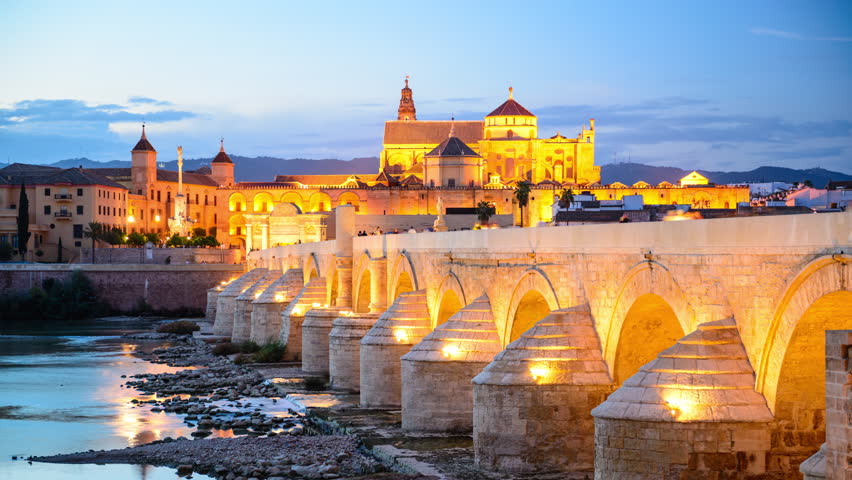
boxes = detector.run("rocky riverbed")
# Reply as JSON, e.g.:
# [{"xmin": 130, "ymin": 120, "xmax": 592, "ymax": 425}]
[{"xmin": 31, "ymin": 331, "xmax": 393, "ymax": 479}]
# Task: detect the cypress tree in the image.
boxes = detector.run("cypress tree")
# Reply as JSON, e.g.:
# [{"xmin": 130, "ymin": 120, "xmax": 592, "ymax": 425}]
[
  {"xmin": 16, "ymin": 182, "xmax": 31, "ymax": 261},
  {"xmin": 57, "ymin": 237, "xmax": 63, "ymax": 263}
]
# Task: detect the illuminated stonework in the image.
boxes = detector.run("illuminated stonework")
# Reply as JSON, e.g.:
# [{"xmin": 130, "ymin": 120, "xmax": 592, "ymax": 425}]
[
  {"xmin": 401, "ymin": 294, "xmax": 502, "ymax": 432},
  {"xmin": 232, "ymin": 271, "xmax": 279, "ymax": 343},
  {"xmin": 359, "ymin": 290, "xmax": 432, "ymax": 408},
  {"xmin": 592, "ymin": 318, "xmax": 774, "ymax": 478},
  {"xmin": 249, "ymin": 269, "xmax": 305, "ymax": 344},
  {"xmin": 212, "ymin": 268, "xmax": 267, "ymax": 337},
  {"xmin": 473, "ymin": 305, "xmax": 612, "ymax": 473},
  {"xmin": 301, "ymin": 307, "xmax": 344, "ymax": 375},
  {"xmin": 329, "ymin": 313, "xmax": 379, "ymax": 392},
  {"xmin": 277, "ymin": 277, "xmax": 327, "ymax": 361}
]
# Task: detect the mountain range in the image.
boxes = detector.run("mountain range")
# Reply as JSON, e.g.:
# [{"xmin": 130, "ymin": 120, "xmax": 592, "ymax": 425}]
[{"xmin": 27, "ymin": 157, "xmax": 852, "ymax": 187}]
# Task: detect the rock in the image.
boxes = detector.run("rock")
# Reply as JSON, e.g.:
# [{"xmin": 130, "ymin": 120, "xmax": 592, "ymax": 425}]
[
  {"xmin": 291, "ymin": 464, "xmax": 321, "ymax": 478},
  {"xmin": 176, "ymin": 464, "xmax": 193, "ymax": 476}
]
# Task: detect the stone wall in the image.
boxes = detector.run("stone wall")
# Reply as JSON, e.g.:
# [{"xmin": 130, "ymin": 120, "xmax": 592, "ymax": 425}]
[
  {"xmin": 78, "ymin": 247, "xmax": 240, "ymax": 265},
  {"xmin": 824, "ymin": 330, "xmax": 851, "ymax": 479},
  {"xmin": 0, "ymin": 263, "xmax": 244, "ymax": 312}
]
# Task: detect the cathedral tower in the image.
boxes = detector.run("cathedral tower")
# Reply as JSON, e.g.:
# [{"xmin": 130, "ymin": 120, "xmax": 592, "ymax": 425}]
[
  {"xmin": 131, "ymin": 124, "xmax": 157, "ymax": 195},
  {"xmin": 397, "ymin": 76, "xmax": 416, "ymax": 121},
  {"xmin": 211, "ymin": 138, "xmax": 235, "ymax": 187}
]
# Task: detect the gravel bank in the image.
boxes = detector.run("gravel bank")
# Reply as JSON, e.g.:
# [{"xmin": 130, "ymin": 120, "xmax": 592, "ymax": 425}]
[{"xmin": 32, "ymin": 435, "xmax": 385, "ymax": 479}]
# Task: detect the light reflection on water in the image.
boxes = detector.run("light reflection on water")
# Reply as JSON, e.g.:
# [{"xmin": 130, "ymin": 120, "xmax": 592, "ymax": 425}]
[{"xmin": 0, "ymin": 323, "xmax": 213, "ymax": 480}]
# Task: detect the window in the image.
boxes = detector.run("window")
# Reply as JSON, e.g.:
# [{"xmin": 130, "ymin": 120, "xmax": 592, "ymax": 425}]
[
  {"xmin": 236, "ymin": 226, "xmax": 242, "ymax": 235},
  {"xmin": 447, "ymin": 178, "xmax": 456, "ymax": 187},
  {"xmin": 195, "ymin": 194, "xmax": 199, "ymax": 204},
  {"xmin": 113, "ymin": 207, "xmax": 116, "ymax": 216},
  {"xmin": 73, "ymin": 224, "xmax": 83, "ymax": 239},
  {"xmin": 586, "ymin": 137, "xmax": 590, "ymax": 143},
  {"xmin": 44, "ymin": 205, "xmax": 51, "ymax": 215},
  {"xmin": 213, "ymin": 213, "xmax": 217, "ymax": 224},
  {"xmin": 150, "ymin": 189, "xmax": 154, "ymax": 199},
  {"xmin": 214, "ymin": 197, "xmax": 217, "ymax": 206},
  {"xmin": 157, "ymin": 191, "xmax": 161, "ymax": 202},
  {"xmin": 74, "ymin": 241, "xmax": 81, "ymax": 247},
  {"xmin": 507, "ymin": 129, "xmax": 513, "ymax": 138},
  {"xmin": 77, "ymin": 188, "xmax": 83, "ymax": 196},
  {"xmin": 12, "ymin": 234, "xmax": 18, "ymax": 248},
  {"xmin": 76, "ymin": 206, "xmax": 83, "ymax": 215},
  {"xmin": 235, "ymin": 201, "xmax": 242, "ymax": 211},
  {"xmin": 44, "ymin": 188, "xmax": 51, "ymax": 196},
  {"xmin": 205, "ymin": 195, "xmax": 209, "ymax": 205},
  {"xmin": 166, "ymin": 192, "xmax": 171, "ymax": 203}
]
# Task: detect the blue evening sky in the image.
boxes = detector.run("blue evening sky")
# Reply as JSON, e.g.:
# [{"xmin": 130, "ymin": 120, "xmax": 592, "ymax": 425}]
[{"xmin": 1, "ymin": 0, "xmax": 850, "ymax": 172}]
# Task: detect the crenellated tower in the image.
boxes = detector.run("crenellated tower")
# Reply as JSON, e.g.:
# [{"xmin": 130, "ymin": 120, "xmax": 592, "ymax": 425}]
[{"xmin": 397, "ymin": 76, "xmax": 416, "ymax": 121}]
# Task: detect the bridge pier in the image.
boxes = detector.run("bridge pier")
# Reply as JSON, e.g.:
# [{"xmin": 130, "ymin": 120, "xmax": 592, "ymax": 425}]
[
  {"xmin": 472, "ymin": 305, "xmax": 612, "ymax": 473},
  {"xmin": 206, "ymin": 284, "xmax": 223, "ymax": 320},
  {"xmin": 329, "ymin": 313, "xmax": 379, "ymax": 392},
  {"xmin": 301, "ymin": 307, "xmax": 344, "ymax": 375},
  {"xmin": 249, "ymin": 269, "xmax": 304, "ymax": 344},
  {"xmin": 334, "ymin": 256, "xmax": 353, "ymax": 308},
  {"xmin": 213, "ymin": 268, "xmax": 266, "ymax": 337},
  {"xmin": 401, "ymin": 294, "xmax": 502, "ymax": 432},
  {"xmin": 591, "ymin": 318, "xmax": 774, "ymax": 479},
  {"xmin": 368, "ymin": 257, "xmax": 388, "ymax": 313},
  {"xmin": 232, "ymin": 271, "xmax": 278, "ymax": 343},
  {"xmin": 360, "ymin": 290, "xmax": 432, "ymax": 408},
  {"xmin": 278, "ymin": 278, "xmax": 327, "ymax": 361}
]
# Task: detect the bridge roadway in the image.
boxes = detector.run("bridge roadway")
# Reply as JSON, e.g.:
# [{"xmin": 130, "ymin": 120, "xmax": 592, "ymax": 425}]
[{"xmin": 212, "ymin": 207, "xmax": 851, "ymax": 478}]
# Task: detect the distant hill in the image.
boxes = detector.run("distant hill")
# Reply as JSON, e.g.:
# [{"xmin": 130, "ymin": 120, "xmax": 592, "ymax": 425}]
[
  {"xmin": 601, "ymin": 163, "xmax": 852, "ymax": 187},
  {"xmin": 36, "ymin": 156, "xmax": 380, "ymax": 182},
  {"xmin": 35, "ymin": 157, "xmax": 851, "ymax": 187}
]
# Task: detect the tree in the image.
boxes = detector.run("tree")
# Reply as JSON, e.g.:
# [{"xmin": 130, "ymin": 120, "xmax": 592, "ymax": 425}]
[
  {"xmin": 192, "ymin": 227, "xmax": 207, "ymax": 238},
  {"xmin": 559, "ymin": 188, "xmax": 575, "ymax": 209},
  {"xmin": 127, "ymin": 232, "xmax": 146, "ymax": 247},
  {"xmin": 208, "ymin": 226, "xmax": 217, "ymax": 236},
  {"xmin": 513, "ymin": 180, "xmax": 531, "ymax": 227},
  {"xmin": 0, "ymin": 242, "xmax": 12, "ymax": 262},
  {"xmin": 144, "ymin": 232, "xmax": 160, "ymax": 245},
  {"xmin": 166, "ymin": 233, "xmax": 186, "ymax": 247},
  {"xmin": 16, "ymin": 182, "xmax": 31, "ymax": 261},
  {"xmin": 83, "ymin": 222, "xmax": 104, "ymax": 263},
  {"xmin": 476, "ymin": 200, "xmax": 495, "ymax": 225},
  {"xmin": 104, "ymin": 227, "xmax": 126, "ymax": 246},
  {"xmin": 804, "ymin": 179, "xmax": 814, "ymax": 188},
  {"xmin": 57, "ymin": 237, "xmax": 63, "ymax": 263}
]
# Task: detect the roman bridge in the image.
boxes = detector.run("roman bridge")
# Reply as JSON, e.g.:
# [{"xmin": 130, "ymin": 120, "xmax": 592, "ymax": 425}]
[{"xmin": 211, "ymin": 206, "xmax": 851, "ymax": 478}]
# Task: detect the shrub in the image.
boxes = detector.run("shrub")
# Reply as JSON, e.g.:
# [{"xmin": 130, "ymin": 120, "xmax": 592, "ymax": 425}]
[
  {"xmin": 302, "ymin": 377, "xmax": 326, "ymax": 391},
  {"xmin": 0, "ymin": 271, "xmax": 111, "ymax": 324},
  {"xmin": 251, "ymin": 341, "xmax": 286, "ymax": 363},
  {"xmin": 239, "ymin": 340, "xmax": 261, "ymax": 353},
  {"xmin": 156, "ymin": 320, "xmax": 200, "ymax": 335},
  {"xmin": 127, "ymin": 232, "xmax": 146, "ymax": 247},
  {"xmin": 233, "ymin": 353, "xmax": 250, "ymax": 365},
  {"xmin": 144, "ymin": 232, "xmax": 160, "ymax": 245},
  {"xmin": 0, "ymin": 242, "xmax": 12, "ymax": 262},
  {"xmin": 212, "ymin": 342, "xmax": 240, "ymax": 356}
]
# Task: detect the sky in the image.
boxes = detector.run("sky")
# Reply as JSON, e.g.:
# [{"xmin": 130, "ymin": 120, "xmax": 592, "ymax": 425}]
[{"xmin": 1, "ymin": 0, "xmax": 851, "ymax": 172}]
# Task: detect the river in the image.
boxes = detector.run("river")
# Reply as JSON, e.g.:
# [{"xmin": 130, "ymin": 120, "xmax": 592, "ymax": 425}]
[{"xmin": 0, "ymin": 318, "xmax": 214, "ymax": 479}]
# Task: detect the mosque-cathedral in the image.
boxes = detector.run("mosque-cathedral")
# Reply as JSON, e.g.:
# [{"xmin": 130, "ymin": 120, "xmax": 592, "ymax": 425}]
[{"xmin": 2, "ymin": 79, "xmax": 748, "ymax": 257}]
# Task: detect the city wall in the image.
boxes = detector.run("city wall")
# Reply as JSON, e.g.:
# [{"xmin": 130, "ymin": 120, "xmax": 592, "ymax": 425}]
[
  {"xmin": 77, "ymin": 247, "xmax": 241, "ymax": 265},
  {"xmin": 0, "ymin": 263, "xmax": 245, "ymax": 312}
]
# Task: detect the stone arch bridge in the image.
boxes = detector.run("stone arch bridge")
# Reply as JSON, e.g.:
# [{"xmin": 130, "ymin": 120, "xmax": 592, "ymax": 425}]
[{"xmin": 211, "ymin": 207, "xmax": 851, "ymax": 478}]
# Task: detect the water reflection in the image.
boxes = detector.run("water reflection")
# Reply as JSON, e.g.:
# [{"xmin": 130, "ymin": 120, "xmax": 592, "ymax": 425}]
[{"xmin": 0, "ymin": 322, "xmax": 213, "ymax": 480}]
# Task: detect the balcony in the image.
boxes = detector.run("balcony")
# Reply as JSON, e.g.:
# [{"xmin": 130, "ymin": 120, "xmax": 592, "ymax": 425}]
[
  {"xmin": 54, "ymin": 211, "xmax": 73, "ymax": 220},
  {"xmin": 54, "ymin": 193, "xmax": 73, "ymax": 202}
]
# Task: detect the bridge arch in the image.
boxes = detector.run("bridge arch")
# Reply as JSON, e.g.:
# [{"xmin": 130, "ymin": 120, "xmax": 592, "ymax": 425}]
[
  {"xmin": 503, "ymin": 268, "xmax": 560, "ymax": 345},
  {"xmin": 325, "ymin": 258, "xmax": 339, "ymax": 307},
  {"xmin": 602, "ymin": 261, "xmax": 695, "ymax": 375},
  {"xmin": 303, "ymin": 254, "xmax": 320, "ymax": 284},
  {"xmin": 389, "ymin": 252, "xmax": 419, "ymax": 302},
  {"xmin": 432, "ymin": 272, "xmax": 467, "ymax": 328},
  {"xmin": 352, "ymin": 251, "xmax": 373, "ymax": 313},
  {"xmin": 758, "ymin": 256, "xmax": 852, "ymax": 413}
]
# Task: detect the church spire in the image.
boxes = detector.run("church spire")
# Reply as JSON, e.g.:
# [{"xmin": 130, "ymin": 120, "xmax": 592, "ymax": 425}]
[
  {"xmin": 397, "ymin": 75, "xmax": 416, "ymax": 121},
  {"xmin": 141, "ymin": 123, "xmax": 147, "ymax": 139},
  {"xmin": 508, "ymin": 86, "xmax": 514, "ymax": 100},
  {"xmin": 220, "ymin": 137, "xmax": 225, "ymax": 153}
]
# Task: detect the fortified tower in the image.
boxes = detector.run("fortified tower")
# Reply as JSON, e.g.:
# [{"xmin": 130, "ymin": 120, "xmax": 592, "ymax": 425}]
[
  {"xmin": 211, "ymin": 139, "xmax": 235, "ymax": 187},
  {"xmin": 397, "ymin": 76, "xmax": 416, "ymax": 121},
  {"xmin": 130, "ymin": 124, "xmax": 157, "ymax": 195}
]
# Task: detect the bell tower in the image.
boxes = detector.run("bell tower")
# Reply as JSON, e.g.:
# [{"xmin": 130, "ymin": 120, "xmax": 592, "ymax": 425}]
[
  {"xmin": 131, "ymin": 124, "xmax": 157, "ymax": 196},
  {"xmin": 397, "ymin": 76, "xmax": 416, "ymax": 121}
]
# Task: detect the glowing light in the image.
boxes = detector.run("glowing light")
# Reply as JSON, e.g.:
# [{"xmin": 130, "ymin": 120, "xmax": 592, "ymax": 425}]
[
  {"xmin": 393, "ymin": 328, "xmax": 409, "ymax": 343},
  {"xmin": 529, "ymin": 365, "xmax": 550, "ymax": 382},
  {"xmin": 663, "ymin": 395, "xmax": 697, "ymax": 421},
  {"xmin": 274, "ymin": 293, "xmax": 285, "ymax": 303},
  {"xmin": 340, "ymin": 310, "xmax": 355, "ymax": 317},
  {"xmin": 155, "ymin": 215, "xmax": 161, "ymax": 222},
  {"xmin": 312, "ymin": 302, "xmax": 323, "ymax": 308},
  {"xmin": 254, "ymin": 292, "xmax": 261, "ymax": 299},
  {"xmin": 127, "ymin": 215, "xmax": 135, "ymax": 223},
  {"xmin": 442, "ymin": 343, "xmax": 460, "ymax": 358}
]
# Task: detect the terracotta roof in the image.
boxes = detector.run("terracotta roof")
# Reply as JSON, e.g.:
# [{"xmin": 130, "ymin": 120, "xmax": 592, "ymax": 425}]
[
  {"xmin": 0, "ymin": 164, "xmax": 127, "ymax": 189},
  {"xmin": 89, "ymin": 167, "xmax": 131, "ymax": 179},
  {"xmin": 384, "ymin": 120, "xmax": 483, "ymax": 145},
  {"xmin": 486, "ymin": 98, "xmax": 534, "ymax": 117},
  {"xmin": 400, "ymin": 174, "xmax": 423, "ymax": 186},
  {"xmin": 156, "ymin": 169, "xmax": 219, "ymax": 187},
  {"xmin": 273, "ymin": 174, "xmax": 366, "ymax": 186},
  {"xmin": 425, "ymin": 136, "xmax": 480, "ymax": 157},
  {"xmin": 374, "ymin": 168, "xmax": 400, "ymax": 186},
  {"xmin": 404, "ymin": 162, "xmax": 424, "ymax": 175}
]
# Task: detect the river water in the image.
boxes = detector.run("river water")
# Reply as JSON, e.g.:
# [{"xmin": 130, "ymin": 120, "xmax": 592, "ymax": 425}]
[{"xmin": 0, "ymin": 319, "xmax": 214, "ymax": 479}]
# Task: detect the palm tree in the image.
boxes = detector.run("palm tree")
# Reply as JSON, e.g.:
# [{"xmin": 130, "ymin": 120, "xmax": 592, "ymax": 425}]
[
  {"xmin": 83, "ymin": 222, "xmax": 104, "ymax": 264},
  {"xmin": 476, "ymin": 200, "xmax": 495, "ymax": 225},
  {"xmin": 559, "ymin": 188, "xmax": 575, "ymax": 209},
  {"xmin": 514, "ymin": 180, "xmax": 531, "ymax": 227}
]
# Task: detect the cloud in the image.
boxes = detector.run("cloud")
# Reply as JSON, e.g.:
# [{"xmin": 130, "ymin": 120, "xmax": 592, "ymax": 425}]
[
  {"xmin": 0, "ymin": 99, "xmax": 197, "ymax": 127},
  {"xmin": 128, "ymin": 96, "xmax": 174, "ymax": 106},
  {"xmin": 751, "ymin": 27, "xmax": 852, "ymax": 42}
]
